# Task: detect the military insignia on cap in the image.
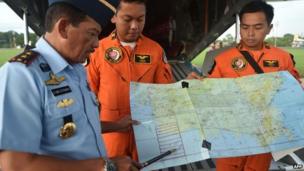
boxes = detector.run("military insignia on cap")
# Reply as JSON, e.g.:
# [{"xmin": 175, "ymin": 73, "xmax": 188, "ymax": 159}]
[
  {"xmin": 45, "ymin": 72, "xmax": 65, "ymax": 86},
  {"xmin": 57, "ymin": 98, "xmax": 74, "ymax": 108},
  {"xmin": 105, "ymin": 47, "xmax": 122, "ymax": 63},
  {"xmin": 263, "ymin": 60, "xmax": 279, "ymax": 67},
  {"xmin": 9, "ymin": 50, "xmax": 39, "ymax": 66},
  {"xmin": 231, "ymin": 57, "xmax": 247, "ymax": 71},
  {"xmin": 135, "ymin": 54, "xmax": 151, "ymax": 64},
  {"xmin": 59, "ymin": 122, "xmax": 76, "ymax": 139}
]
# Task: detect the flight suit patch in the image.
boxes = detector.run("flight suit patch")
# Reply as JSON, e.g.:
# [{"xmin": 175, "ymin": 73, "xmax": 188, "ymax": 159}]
[
  {"xmin": 231, "ymin": 57, "xmax": 247, "ymax": 71},
  {"xmin": 263, "ymin": 60, "xmax": 279, "ymax": 67},
  {"xmin": 105, "ymin": 47, "xmax": 122, "ymax": 63},
  {"xmin": 135, "ymin": 54, "xmax": 151, "ymax": 64},
  {"xmin": 51, "ymin": 86, "xmax": 72, "ymax": 96}
]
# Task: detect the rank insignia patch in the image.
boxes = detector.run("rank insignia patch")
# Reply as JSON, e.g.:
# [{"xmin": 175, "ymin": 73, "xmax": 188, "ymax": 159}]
[
  {"xmin": 105, "ymin": 47, "xmax": 122, "ymax": 63},
  {"xmin": 45, "ymin": 72, "xmax": 65, "ymax": 86},
  {"xmin": 231, "ymin": 57, "xmax": 247, "ymax": 71},
  {"xmin": 57, "ymin": 98, "xmax": 74, "ymax": 108},
  {"xmin": 9, "ymin": 50, "xmax": 39, "ymax": 66},
  {"xmin": 263, "ymin": 60, "xmax": 279, "ymax": 67},
  {"xmin": 135, "ymin": 54, "xmax": 151, "ymax": 64}
]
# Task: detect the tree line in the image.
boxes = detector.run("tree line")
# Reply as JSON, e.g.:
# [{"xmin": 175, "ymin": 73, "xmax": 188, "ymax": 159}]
[
  {"xmin": 0, "ymin": 31, "xmax": 302, "ymax": 49},
  {"xmin": 0, "ymin": 31, "xmax": 38, "ymax": 48},
  {"xmin": 221, "ymin": 33, "xmax": 303, "ymax": 47}
]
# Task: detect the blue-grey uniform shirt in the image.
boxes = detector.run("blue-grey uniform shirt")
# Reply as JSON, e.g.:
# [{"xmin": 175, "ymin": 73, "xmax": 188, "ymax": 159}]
[{"xmin": 0, "ymin": 38, "xmax": 106, "ymax": 159}]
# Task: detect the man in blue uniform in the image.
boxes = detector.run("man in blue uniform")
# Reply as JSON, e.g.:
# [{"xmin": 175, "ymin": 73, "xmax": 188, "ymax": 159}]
[{"xmin": 0, "ymin": 0, "xmax": 141, "ymax": 170}]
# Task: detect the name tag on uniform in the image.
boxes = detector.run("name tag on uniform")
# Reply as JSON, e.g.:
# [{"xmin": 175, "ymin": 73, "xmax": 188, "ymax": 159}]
[
  {"xmin": 51, "ymin": 86, "xmax": 72, "ymax": 96},
  {"xmin": 263, "ymin": 60, "xmax": 279, "ymax": 67},
  {"xmin": 135, "ymin": 54, "xmax": 151, "ymax": 64}
]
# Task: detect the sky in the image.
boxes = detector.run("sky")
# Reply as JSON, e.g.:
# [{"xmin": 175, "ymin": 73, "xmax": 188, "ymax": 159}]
[
  {"xmin": 0, "ymin": 1, "xmax": 304, "ymax": 37},
  {"xmin": 220, "ymin": 0, "xmax": 304, "ymax": 39}
]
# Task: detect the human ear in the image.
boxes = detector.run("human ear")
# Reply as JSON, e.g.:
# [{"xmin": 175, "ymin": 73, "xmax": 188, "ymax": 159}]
[
  {"xmin": 57, "ymin": 18, "xmax": 70, "ymax": 39},
  {"xmin": 267, "ymin": 24, "xmax": 273, "ymax": 34},
  {"xmin": 111, "ymin": 15, "xmax": 116, "ymax": 24}
]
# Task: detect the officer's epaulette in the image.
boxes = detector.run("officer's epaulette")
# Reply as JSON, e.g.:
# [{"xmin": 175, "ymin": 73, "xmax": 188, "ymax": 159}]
[{"xmin": 9, "ymin": 50, "xmax": 39, "ymax": 66}]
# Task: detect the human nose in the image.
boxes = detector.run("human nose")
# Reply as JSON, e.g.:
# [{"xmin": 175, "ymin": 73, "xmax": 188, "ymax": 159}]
[
  {"xmin": 130, "ymin": 20, "xmax": 139, "ymax": 30},
  {"xmin": 92, "ymin": 37, "xmax": 99, "ymax": 49},
  {"xmin": 248, "ymin": 27, "xmax": 255, "ymax": 37}
]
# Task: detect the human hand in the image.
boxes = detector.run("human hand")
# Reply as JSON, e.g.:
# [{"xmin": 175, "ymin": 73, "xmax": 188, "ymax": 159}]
[
  {"xmin": 111, "ymin": 156, "xmax": 142, "ymax": 171},
  {"xmin": 186, "ymin": 72, "xmax": 205, "ymax": 80},
  {"xmin": 117, "ymin": 115, "xmax": 140, "ymax": 132}
]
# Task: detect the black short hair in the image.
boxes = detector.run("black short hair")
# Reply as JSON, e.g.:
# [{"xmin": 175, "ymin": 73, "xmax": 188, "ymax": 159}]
[
  {"xmin": 239, "ymin": 1, "xmax": 274, "ymax": 25},
  {"xmin": 45, "ymin": 3, "xmax": 87, "ymax": 32},
  {"xmin": 116, "ymin": 0, "xmax": 147, "ymax": 12}
]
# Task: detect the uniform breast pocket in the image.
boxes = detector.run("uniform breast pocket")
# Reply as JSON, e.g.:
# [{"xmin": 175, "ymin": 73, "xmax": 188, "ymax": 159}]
[{"xmin": 44, "ymin": 98, "xmax": 86, "ymax": 142}]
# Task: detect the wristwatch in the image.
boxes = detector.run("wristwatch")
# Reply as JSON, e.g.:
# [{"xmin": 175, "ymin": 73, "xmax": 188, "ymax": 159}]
[{"xmin": 104, "ymin": 158, "xmax": 118, "ymax": 171}]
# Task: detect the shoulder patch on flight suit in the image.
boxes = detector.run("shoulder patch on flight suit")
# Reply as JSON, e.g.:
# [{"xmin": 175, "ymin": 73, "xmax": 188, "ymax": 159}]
[
  {"xmin": 134, "ymin": 54, "xmax": 151, "ymax": 64},
  {"xmin": 231, "ymin": 57, "xmax": 247, "ymax": 71},
  {"xmin": 263, "ymin": 60, "xmax": 279, "ymax": 67},
  {"xmin": 9, "ymin": 50, "xmax": 39, "ymax": 66},
  {"xmin": 105, "ymin": 47, "xmax": 122, "ymax": 63}
]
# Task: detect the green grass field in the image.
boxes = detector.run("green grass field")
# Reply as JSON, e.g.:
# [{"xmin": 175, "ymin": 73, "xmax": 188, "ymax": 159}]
[
  {"xmin": 192, "ymin": 47, "xmax": 304, "ymax": 77},
  {"xmin": 0, "ymin": 48, "xmax": 23, "ymax": 66}
]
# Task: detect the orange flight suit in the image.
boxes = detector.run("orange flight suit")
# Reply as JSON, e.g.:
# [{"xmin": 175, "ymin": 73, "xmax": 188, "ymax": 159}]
[
  {"xmin": 87, "ymin": 32, "xmax": 173, "ymax": 160},
  {"xmin": 209, "ymin": 43, "xmax": 300, "ymax": 171}
]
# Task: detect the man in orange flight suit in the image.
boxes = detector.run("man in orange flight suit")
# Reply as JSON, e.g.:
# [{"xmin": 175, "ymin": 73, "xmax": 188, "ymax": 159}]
[
  {"xmin": 208, "ymin": 1, "xmax": 301, "ymax": 171},
  {"xmin": 87, "ymin": 0, "xmax": 173, "ymax": 160}
]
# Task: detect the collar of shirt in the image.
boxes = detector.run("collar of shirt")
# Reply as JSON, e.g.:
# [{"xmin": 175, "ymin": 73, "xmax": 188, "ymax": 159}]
[
  {"xmin": 120, "ymin": 41, "xmax": 136, "ymax": 49},
  {"xmin": 110, "ymin": 30, "xmax": 144, "ymax": 47},
  {"xmin": 237, "ymin": 41, "xmax": 271, "ymax": 54},
  {"xmin": 34, "ymin": 37, "xmax": 71, "ymax": 74}
]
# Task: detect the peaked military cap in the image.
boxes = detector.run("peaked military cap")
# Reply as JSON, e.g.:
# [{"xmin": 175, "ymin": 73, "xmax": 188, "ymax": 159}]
[{"xmin": 48, "ymin": 0, "xmax": 119, "ymax": 30}]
